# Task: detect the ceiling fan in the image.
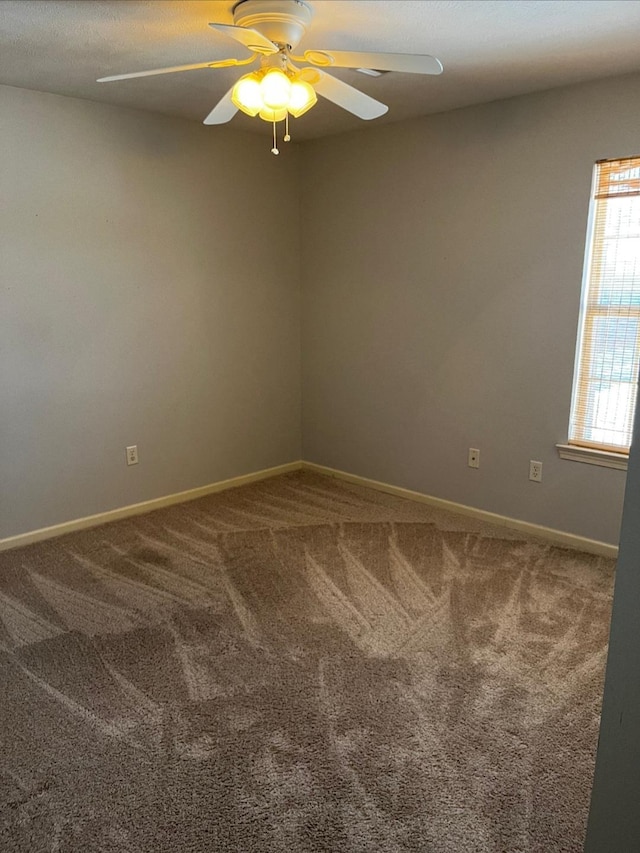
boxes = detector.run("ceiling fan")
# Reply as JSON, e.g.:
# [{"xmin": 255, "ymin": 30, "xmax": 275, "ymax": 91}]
[{"xmin": 97, "ymin": 0, "xmax": 443, "ymax": 153}]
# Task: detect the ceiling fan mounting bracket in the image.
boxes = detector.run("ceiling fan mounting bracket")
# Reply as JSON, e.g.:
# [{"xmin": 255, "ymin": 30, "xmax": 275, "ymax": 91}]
[{"xmin": 232, "ymin": 0, "xmax": 313, "ymax": 51}]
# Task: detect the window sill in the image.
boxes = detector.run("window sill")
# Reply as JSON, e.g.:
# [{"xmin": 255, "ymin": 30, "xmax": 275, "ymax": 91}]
[{"xmin": 556, "ymin": 443, "xmax": 628, "ymax": 470}]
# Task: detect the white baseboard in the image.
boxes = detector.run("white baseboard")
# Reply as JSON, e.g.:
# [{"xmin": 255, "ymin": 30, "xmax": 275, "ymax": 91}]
[
  {"xmin": 1, "ymin": 459, "xmax": 619, "ymax": 559},
  {"xmin": 302, "ymin": 462, "xmax": 619, "ymax": 559},
  {"xmin": 0, "ymin": 461, "xmax": 303, "ymax": 552}
]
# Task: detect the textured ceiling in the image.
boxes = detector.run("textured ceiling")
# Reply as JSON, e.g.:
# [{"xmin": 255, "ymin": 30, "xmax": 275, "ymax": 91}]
[{"xmin": 2, "ymin": 0, "xmax": 640, "ymax": 141}]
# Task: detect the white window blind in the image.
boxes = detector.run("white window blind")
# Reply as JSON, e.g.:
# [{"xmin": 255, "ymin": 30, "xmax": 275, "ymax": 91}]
[{"xmin": 569, "ymin": 156, "xmax": 640, "ymax": 453}]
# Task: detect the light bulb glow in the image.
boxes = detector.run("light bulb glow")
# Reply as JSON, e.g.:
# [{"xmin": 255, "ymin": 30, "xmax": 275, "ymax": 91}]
[
  {"xmin": 260, "ymin": 69, "xmax": 292, "ymax": 110},
  {"xmin": 288, "ymin": 79, "xmax": 317, "ymax": 118},
  {"xmin": 231, "ymin": 74, "xmax": 263, "ymax": 116},
  {"xmin": 230, "ymin": 68, "xmax": 319, "ymax": 127}
]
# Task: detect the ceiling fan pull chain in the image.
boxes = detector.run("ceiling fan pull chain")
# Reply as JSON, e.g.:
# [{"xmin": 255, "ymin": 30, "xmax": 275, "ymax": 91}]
[
  {"xmin": 284, "ymin": 112, "xmax": 291, "ymax": 143},
  {"xmin": 271, "ymin": 120, "xmax": 279, "ymax": 155}
]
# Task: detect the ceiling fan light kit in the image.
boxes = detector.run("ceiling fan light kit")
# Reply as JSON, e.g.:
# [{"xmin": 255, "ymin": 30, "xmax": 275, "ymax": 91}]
[
  {"xmin": 97, "ymin": 0, "xmax": 443, "ymax": 155},
  {"xmin": 233, "ymin": 67, "xmax": 316, "ymax": 118}
]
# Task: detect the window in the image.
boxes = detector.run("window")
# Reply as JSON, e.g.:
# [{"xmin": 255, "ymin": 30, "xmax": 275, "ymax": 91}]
[{"xmin": 568, "ymin": 156, "xmax": 640, "ymax": 456}]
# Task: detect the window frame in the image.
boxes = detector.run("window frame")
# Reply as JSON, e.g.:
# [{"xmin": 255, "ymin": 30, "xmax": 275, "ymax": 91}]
[{"xmin": 562, "ymin": 156, "xmax": 640, "ymax": 465}]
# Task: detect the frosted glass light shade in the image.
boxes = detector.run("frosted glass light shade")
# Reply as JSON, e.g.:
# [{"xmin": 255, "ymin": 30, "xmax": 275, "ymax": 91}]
[
  {"xmin": 260, "ymin": 69, "xmax": 292, "ymax": 110},
  {"xmin": 230, "ymin": 68, "xmax": 319, "ymax": 125},
  {"xmin": 288, "ymin": 80, "xmax": 317, "ymax": 118},
  {"xmin": 259, "ymin": 106, "xmax": 288, "ymax": 123},
  {"xmin": 231, "ymin": 74, "xmax": 263, "ymax": 116}
]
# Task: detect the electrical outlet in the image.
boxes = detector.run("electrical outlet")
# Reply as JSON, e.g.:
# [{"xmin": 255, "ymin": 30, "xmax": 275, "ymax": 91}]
[
  {"xmin": 468, "ymin": 448, "xmax": 480, "ymax": 469},
  {"xmin": 126, "ymin": 445, "xmax": 138, "ymax": 466},
  {"xmin": 529, "ymin": 460, "xmax": 542, "ymax": 482}
]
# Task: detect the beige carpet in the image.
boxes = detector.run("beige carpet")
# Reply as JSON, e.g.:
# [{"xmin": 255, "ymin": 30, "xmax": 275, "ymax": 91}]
[{"xmin": 0, "ymin": 471, "xmax": 614, "ymax": 852}]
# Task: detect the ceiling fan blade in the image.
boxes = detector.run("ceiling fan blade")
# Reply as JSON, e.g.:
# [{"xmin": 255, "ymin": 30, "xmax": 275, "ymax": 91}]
[
  {"xmin": 203, "ymin": 89, "xmax": 238, "ymax": 125},
  {"xmin": 97, "ymin": 57, "xmax": 250, "ymax": 83},
  {"xmin": 304, "ymin": 70, "xmax": 388, "ymax": 120},
  {"xmin": 208, "ymin": 23, "xmax": 277, "ymax": 55},
  {"xmin": 301, "ymin": 50, "xmax": 443, "ymax": 75}
]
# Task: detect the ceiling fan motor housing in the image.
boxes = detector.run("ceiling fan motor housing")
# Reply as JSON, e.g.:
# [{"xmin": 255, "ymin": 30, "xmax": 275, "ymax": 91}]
[{"xmin": 233, "ymin": 0, "xmax": 313, "ymax": 50}]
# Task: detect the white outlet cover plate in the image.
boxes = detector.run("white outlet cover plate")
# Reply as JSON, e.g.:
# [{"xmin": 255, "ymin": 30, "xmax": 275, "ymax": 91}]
[{"xmin": 529, "ymin": 460, "xmax": 542, "ymax": 482}]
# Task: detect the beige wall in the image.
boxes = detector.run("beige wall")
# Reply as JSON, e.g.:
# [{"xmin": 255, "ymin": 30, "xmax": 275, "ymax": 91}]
[
  {"xmin": 0, "ymin": 85, "xmax": 301, "ymax": 539},
  {"xmin": 3, "ymin": 72, "xmax": 639, "ymax": 546},
  {"xmin": 300, "ymin": 73, "xmax": 640, "ymax": 545}
]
